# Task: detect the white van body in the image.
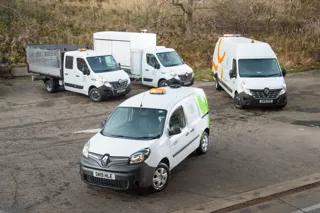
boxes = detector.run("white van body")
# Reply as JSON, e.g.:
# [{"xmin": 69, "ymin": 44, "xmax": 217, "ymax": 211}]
[
  {"xmin": 26, "ymin": 45, "xmax": 131, "ymax": 102},
  {"xmin": 80, "ymin": 85, "xmax": 210, "ymax": 191},
  {"xmin": 212, "ymin": 35, "xmax": 287, "ymax": 108},
  {"xmin": 94, "ymin": 31, "xmax": 194, "ymax": 87}
]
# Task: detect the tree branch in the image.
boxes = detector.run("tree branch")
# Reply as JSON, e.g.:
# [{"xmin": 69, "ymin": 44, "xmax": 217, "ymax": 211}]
[
  {"xmin": 0, "ymin": 4, "xmax": 27, "ymax": 26},
  {"xmin": 164, "ymin": 0, "xmax": 187, "ymax": 12}
]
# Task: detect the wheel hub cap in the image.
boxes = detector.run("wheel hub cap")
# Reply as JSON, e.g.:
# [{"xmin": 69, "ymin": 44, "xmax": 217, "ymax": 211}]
[{"xmin": 153, "ymin": 168, "xmax": 168, "ymax": 190}]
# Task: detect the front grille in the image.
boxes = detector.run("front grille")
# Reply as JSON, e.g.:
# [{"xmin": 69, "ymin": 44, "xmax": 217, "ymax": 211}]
[
  {"xmin": 84, "ymin": 174, "xmax": 129, "ymax": 190},
  {"xmin": 178, "ymin": 74, "xmax": 193, "ymax": 82},
  {"xmin": 110, "ymin": 80, "xmax": 128, "ymax": 89},
  {"xmin": 251, "ymin": 89, "xmax": 281, "ymax": 99}
]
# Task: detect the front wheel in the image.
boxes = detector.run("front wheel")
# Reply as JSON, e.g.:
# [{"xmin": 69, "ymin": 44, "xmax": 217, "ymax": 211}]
[
  {"xmin": 89, "ymin": 88, "xmax": 103, "ymax": 102},
  {"xmin": 234, "ymin": 93, "xmax": 244, "ymax": 109},
  {"xmin": 151, "ymin": 163, "xmax": 170, "ymax": 192},
  {"xmin": 196, "ymin": 131, "xmax": 209, "ymax": 154},
  {"xmin": 158, "ymin": 79, "xmax": 169, "ymax": 87}
]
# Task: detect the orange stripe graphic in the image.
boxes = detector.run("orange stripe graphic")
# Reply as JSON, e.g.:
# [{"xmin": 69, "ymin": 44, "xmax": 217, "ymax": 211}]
[
  {"xmin": 212, "ymin": 61, "xmax": 218, "ymax": 71},
  {"xmin": 218, "ymin": 39, "xmax": 226, "ymax": 64}
]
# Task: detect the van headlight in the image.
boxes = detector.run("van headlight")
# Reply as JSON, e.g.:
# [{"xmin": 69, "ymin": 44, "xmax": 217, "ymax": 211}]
[
  {"xmin": 129, "ymin": 148, "xmax": 151, "ymax": 164},
  {"xmin": 169, "ymin": 70, "xmax": 177, "ymax": 77},
  {"xmin": 279, "ymin": 85, "xmax": 287, "ymax": 96},
  {"xmin": 82, "ymin": 141, "xmax": 90, "ymax": 158},
  {"xmin": 241, "ymin": 81, "xmax": 252, "ymax": 96},
  {"xmin": 98, "ymin": 76, "xmax": 112, "ymax": 87}
]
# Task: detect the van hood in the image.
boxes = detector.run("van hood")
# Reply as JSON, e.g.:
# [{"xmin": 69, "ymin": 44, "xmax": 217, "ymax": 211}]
[
  {"xmin": 89, "ymin": 133, "xmax": 157, "ymax": 157},
  {"xmin": 242, "ymin": 77, "xmax": 285, "ymax": 90},
  {"xmin": 168, "ymin": 64, "xmax": 193, "ymax": 75},
  {"xmin": 97, "ymin": 69, "xmax": 129, "ymax": 82}
]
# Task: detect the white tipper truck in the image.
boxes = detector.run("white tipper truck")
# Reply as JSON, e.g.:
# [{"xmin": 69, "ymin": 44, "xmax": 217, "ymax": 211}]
[
  {"xmin": 93, "ymin": 31, "xmax": 194, "ymax": 88},
  {"xmin": 26, "ymin": 44, "xmax": 131, "ymax": 102}
]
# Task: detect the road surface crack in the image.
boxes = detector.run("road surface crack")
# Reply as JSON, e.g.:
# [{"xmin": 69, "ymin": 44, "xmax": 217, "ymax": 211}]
[{"xmin": 277, "ymin": 197, "xmax": 306, "ymax": 213}]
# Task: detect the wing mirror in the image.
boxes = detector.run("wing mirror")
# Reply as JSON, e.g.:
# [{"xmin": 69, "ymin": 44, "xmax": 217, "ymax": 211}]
[
  {"xmin": 101, "ymin": 119, "xmax": 107, "ymax": 127},
  {"xmin": 169, "ymin": 125, "xmax": 182, "ymax": 136},
  {"xmin": 118, "ymin": 63, "xmax": 121, "ymax": 69},
  {"xmin": 155, "ymin": 63, "xmax": 160, "ymax": 70},
  {"xmin": 282, "ymin": 68, "xmax": 287, "ymax": 77},
  {"xmin": 83, "ymin": 68, "xmax": 90, "ymax": 75},
  {"xmin": 229, "ymin": 69, "xmax": 237, "ymax": 78}
]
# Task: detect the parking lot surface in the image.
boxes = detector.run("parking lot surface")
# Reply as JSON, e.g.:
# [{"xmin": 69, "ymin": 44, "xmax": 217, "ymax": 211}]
[{"xmin": 0, "ymin": 71, "xmax": 320, "ymax": 213}]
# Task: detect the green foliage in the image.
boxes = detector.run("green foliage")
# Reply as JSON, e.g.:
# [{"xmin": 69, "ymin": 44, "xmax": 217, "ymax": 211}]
[{"xmin": 0, "ymin": 0, "xmax": 319, "ymax": 79}]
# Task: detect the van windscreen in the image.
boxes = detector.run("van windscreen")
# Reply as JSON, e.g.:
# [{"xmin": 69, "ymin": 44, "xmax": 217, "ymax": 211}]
[{"xmin": 238, "ymin": 59, "xmax": 281, "ymax": 78}]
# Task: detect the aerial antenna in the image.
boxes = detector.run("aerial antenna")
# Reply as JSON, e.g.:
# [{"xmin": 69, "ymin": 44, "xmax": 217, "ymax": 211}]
[{"xmin": 140, "ymin": 92, "xmax": 146, "ymax": 107}]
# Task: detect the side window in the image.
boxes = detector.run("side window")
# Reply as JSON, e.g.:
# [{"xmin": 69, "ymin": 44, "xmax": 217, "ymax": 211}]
[
  {"xmin": 65, "ymin": 56, "xmax": 73, "ymax": 69},
  {"xmin": 77, "ymin": 58, "xmax": 89, "ymax": 72},
  {"xmin": 146, "ymin": 54, "xmax": 159, "ymax": 68},
  {"xmin": 169, "ymin": 107, "xmax": 186, "ymax": 129}
]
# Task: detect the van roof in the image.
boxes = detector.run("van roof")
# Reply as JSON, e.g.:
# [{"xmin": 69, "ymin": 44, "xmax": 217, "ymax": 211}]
[
  {"xmin": 220, "ymin": 37, "xmax": 276, "ymax": 59},
  {"xmin": 119, "ymin": 87, "xmax": 200, "ymax": 110},
  {"xmin": 66, "ymin": 49, "xmax": 111, "ymax": 58}
]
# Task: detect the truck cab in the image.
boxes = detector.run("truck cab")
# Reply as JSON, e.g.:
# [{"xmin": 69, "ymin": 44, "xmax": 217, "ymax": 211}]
[
  {"xmin": 63, "ymin": 49, "xmax": 131, "ymax": 102},
  {"xmin": 93, "ymin": 31, "xmax": 194, "ymax": 88},
  {"xmin": 141, "ymin": 47, "xmax": 194, "ymax": 87}
]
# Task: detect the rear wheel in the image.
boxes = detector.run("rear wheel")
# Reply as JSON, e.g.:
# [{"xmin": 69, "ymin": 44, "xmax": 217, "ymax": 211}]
[
  {"xmin": 151, "ymin": 163, "xmax": 170, "ymax": 192},
  {"xmin": 89, "ymin": 87, "xmax": 103, "ymax": 102},
  {"xmin": 196, "ymin": 131, "xmax": 209, "ymax": 154},
  {"xmin": 45, "ymin": 79, "xmax": 59, "ymax": 93},
  {"xmin": 234, "ymin": 93, "xmax": 244, "ymax": 109}
]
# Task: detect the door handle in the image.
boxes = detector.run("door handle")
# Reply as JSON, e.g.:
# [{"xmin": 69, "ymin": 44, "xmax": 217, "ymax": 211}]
[
  {"xmin": 76, "ymin": 75, "xmax": 80, "ymax": 77},
  {"xmin": 190, "ymin": 128, "xmax": 194, "ymax": 133},
  {"xmin": 65, "ymin": 73, "xmax": 68, "ymax": 75},
  {"xmin": 185, "ymin": 132, "xmax": 189, "ymax": 136},
  {"xmin": 145, "ymin": 69, "xmax": 149, "ymax": 71}
]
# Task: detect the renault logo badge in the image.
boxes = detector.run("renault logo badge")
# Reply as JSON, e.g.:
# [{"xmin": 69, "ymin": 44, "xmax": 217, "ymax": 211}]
[
  {"xmin": 185, "ymin": 73, "xmax": 189, "ymax": 77},
  {"xmin": 101, "ymin": 155, "xmax": 109, "ymax": 166},
  {"xmin": 264, "ymin": 88, "xmax": 270, "ymax": 95},
  {"xmin": 118, "ymin": 79, "xmax": 123, "ymax": 84}
]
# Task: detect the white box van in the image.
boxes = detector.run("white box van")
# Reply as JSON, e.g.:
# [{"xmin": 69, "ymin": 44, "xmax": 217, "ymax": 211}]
[
  {"xmin": 94, "ymin": 31, "xmax": 194, "ymax": 87},
  {"xmin": 212, "ymin": 34, "xmax": 287, "ymax": 109},
  {"xmin": 80, "ymin": 84, "xmax": 210, "ymax": 192}
]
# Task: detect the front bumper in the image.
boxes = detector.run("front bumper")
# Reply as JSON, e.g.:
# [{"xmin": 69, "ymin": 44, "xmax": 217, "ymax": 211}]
[
  {"xmin": 97, "ymin": 83, "xmax": 131, "ymax": 98},
  {"xmin": 238, "ymin": 92, "xmax": 287, "ymax": 107},
  {"xmin": 80, "ymin": 156, "xmax": 154, "ymax": 190},
  {"xmin": 168, "ymin": 77, "xmax": 194, "ymax": 86}
]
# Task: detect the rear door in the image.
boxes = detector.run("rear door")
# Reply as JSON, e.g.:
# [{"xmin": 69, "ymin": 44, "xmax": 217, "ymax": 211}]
[
  {"xmin": 64, "ymin": 55, "xmax": 77, "ymax": 89},
  {"xmin": 183, "ymin": 96, "xmax": 201, "ymax": 147}
]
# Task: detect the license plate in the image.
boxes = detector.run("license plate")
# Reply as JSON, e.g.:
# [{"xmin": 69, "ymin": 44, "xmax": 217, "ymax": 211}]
[
  {"xmin": 259, "ymin": 100, "xmax": 273, "ymax": 103},
  {"xmin": 93, "ymin": 171, "xmax": 115, "ymax": 180},
  {"xmin": 184, "ymin": 81, "xmax": 191, "ymax": 85},
  {"xmin": 117, "ymin": 89, "xmax": 125, "ymax": 93}
]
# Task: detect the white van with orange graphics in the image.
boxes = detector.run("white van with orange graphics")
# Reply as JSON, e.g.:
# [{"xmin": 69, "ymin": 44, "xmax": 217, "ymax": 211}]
[{"xmin": 212, "ymin": 34, "xmax": 287, "ymax": 109}]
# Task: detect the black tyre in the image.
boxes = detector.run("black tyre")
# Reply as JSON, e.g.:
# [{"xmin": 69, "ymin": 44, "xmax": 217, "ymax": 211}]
[
  {"xmin": 278, "ymin": 101, "xmax": 287, "ymax": 109},
  {"xmin": 196, "ymin": 131, "xmax": 209, "ymax": 154},
  {"xmin": 151, "ymin": 163, "xmax": 170, "ymax": 192},
  {"xmin": 215, "ymin": 78, "xmax": 222, "ymax": 91},
  {"xmin": 234, "ymin": 93, "xmax": 244, "ymax": 109},
  {"xmin": 158, "ymin": 79, "xmax": 169, "ymax": 87},
  {"xmin": 89, "ymin": 87, "xmax": 103, "ymax": 102},
  {"xmin": 45, "ymin": 79, "xmax": 58, "ymax": 93}
]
